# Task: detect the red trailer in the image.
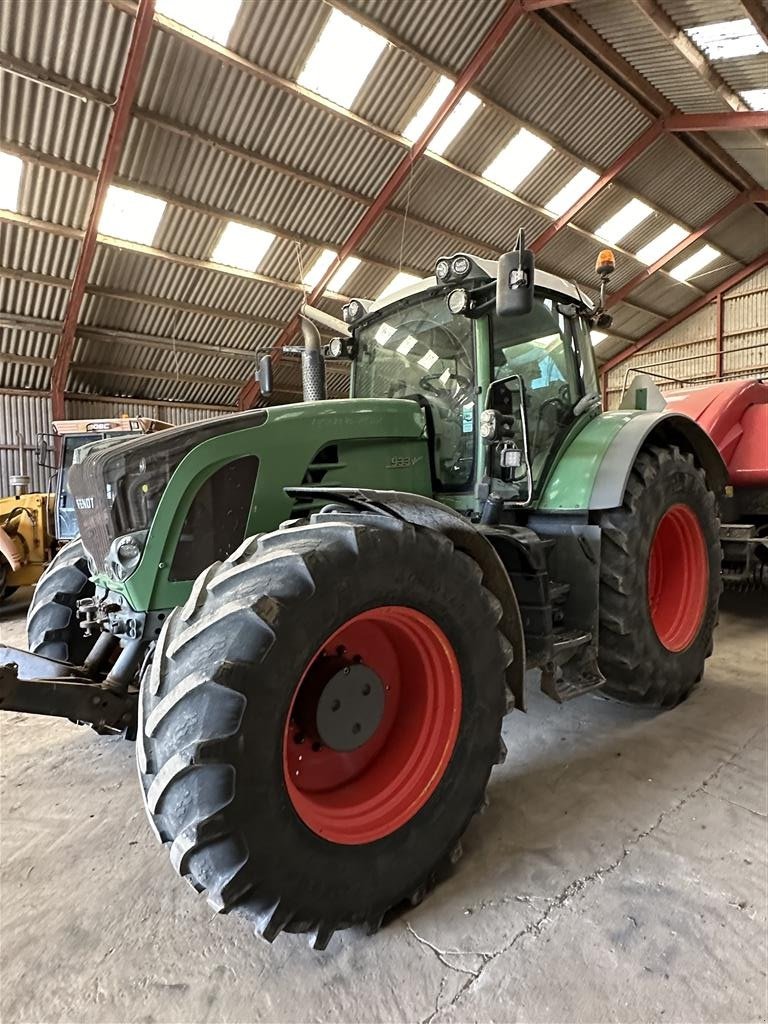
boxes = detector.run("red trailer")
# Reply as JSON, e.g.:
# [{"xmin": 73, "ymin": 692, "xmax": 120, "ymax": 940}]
[{"xmin": 665, "ymin": 379, "xmax": 768, "ymax": 586}]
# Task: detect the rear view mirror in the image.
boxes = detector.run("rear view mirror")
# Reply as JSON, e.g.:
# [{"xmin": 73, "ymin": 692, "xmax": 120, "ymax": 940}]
[
  {"xmin": 257, "ymin": 354, "xmax": 273, "ymax": 398},
  {"xmin": 35, "ymin": 432, "xmax": 55, "ymax": 470},
  {"xmin": 496, "ymin": 229, "xmax": 534, "ymax": 318}
]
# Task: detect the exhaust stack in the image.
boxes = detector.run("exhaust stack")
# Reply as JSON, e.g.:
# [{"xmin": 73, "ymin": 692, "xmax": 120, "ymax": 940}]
[{"xmin": 299, "ymin": 316, "xmax": 326, "ymax": 402}]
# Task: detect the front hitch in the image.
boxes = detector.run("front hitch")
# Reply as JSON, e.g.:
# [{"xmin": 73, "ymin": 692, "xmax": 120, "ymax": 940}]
[{"xmin": 0, "ymin": 646, "xmax": 138, "ymax": 732}]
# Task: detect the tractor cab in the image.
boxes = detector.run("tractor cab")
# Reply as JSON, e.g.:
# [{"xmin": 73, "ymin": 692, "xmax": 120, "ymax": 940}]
[
  {"xmin": 335, "ymin": 241, "xmax": 604, "ymax": 515},
  {"xmin": 38, "ymin": 417, "xmax": 170, "ymax": 543}
]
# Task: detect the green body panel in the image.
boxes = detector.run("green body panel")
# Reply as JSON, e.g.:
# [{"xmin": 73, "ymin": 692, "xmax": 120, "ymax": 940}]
[
  {"xmin": 94, "ymin": 399, "xmax": 431, "ymax": 611},
  {"xmin": 536, "ymin": 409, "xmax": 639, "ymax": 511}
]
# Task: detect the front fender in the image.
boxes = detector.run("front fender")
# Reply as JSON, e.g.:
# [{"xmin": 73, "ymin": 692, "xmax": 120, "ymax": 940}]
[{"xmin": 286, "ymin": 487, "xmax": 526, "ymax": 712}]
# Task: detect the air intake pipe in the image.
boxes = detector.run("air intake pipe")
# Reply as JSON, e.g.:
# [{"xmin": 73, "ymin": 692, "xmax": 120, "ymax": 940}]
[{"xmin": 299, "ymin": 315, "xmax": 326, "ymax": 402}]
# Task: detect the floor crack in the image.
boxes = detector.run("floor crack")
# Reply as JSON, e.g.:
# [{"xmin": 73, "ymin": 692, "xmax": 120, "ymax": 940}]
[{"xmin": 418, "ymin": 725, "xmax": 764, "ymax": 1022}]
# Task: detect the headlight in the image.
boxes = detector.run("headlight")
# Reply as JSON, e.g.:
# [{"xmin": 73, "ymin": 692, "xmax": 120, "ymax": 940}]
[
  {"xmin": 434, "ymin": 258, "xmax": 450, "ymax": 281},
  {"xmin": 328, "ymin": 337, "xmax": 344, "ymax": 358},
  {"xmin": 342, "ymin": 299, "xmax": 363, "ymax": 324},
  {"xmin": 105, "ymin": 531, "xmax": 146, "ymax": 581},
  {"xmin": 447, "ymin": 287, "xmax": 469, "ymax": 315},
  {"xmin": 480, "ymin": 409, "xmax": 499, "ymax": 442},
  {"xmin": 451, "ymin": 256, "xmax": 470, "ymax": 278}
]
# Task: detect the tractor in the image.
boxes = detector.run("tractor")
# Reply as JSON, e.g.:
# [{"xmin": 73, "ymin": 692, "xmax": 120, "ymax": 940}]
[{"xmin": 0, "ymin": 235, "xmax": 726, "ymax": 950}]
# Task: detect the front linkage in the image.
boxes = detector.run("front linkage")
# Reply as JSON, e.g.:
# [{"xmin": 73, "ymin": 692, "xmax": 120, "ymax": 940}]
[{"xmin": 0, "ymin": 646, "xmax": 138, "ymax": 732}]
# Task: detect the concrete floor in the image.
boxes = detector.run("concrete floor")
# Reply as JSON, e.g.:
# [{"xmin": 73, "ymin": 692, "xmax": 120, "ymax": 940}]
[{"xmin": 0, "ymin": 588, "xmax": 766, "ymax": 1024}]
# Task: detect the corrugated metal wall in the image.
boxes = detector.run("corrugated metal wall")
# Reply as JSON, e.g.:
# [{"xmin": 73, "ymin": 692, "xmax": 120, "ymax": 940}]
[
  {"xmin": 0, "ymin": 392, "xmax": 52, "ymax": 494},
  {"xmin": 603, "ymin": 266, "xmax": 768, "ymax": 409},
  {"xmin": 0, "ymin": 390, "xmax": 226, "ymax": 496}
]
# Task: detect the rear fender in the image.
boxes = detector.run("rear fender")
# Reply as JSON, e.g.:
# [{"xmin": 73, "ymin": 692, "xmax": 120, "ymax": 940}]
[
  {"xmin": 286, "ymin": 487, "xmax": 526, "ymax": 711},
  {"xmin": 589, "ymin": 411, "xmax": 728, "ymax": 510}
]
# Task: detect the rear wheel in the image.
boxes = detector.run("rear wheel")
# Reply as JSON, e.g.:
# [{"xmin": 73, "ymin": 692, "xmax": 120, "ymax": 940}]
[
  {"xmin": 27, "ymin": 539, "xmax": 96, "ymax": 664},
  {"xmin": 138, "ymin": 511, "xmax": 510, "ymax": 948},
  {"xmin": 598, "ymin": 444, "xmax": 721, "ymax": 707}
]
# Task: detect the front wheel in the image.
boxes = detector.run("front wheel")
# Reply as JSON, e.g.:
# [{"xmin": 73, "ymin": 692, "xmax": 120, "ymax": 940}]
[
  {"xmin": 598, "ymin": 444, "xmax": 721, "ymax": 707},
  {"xmin": 138, "ymin": 512, "xmax": 510, "ymax": 948},
  {"xmin": 27, "ymin": 539, "xmax": 96, "ymax": 664}
]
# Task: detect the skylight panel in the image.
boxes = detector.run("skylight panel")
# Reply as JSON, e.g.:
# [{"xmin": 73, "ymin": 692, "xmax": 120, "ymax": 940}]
[
  {"xmin": 418, "ymin": 349, "xmax": 439, "ymax": 371},
  {"xmin": 635, "ymin": 224, "xmax": 690, "ymax": 265},
  {"xmin": 403, "ymin": 76, "xmax": 454, "ymax": 142},
  {"xmin": 210, "ymin": 222, "xmax": 275, "ymax": 272},
  {"xmin": 303, "ymin": 248, "xmax": 337, "ymax": 288},
  {"xmin": 669, "ymin": 244, "xmax": 720, "ymax": 282},
  {"xmin": 545, "ymin": 167, "xmax": 600, "ymax": 216},
  {"xmin": 327, "ymin": 256, "xmax": 360, "ymax": 293},
  {"xmin": 155, "ymin": 0, "xmax": 241, "ymax": 44},
  {"xmin": 591, "ymin": 331, "xmax": 608, "ymax": 345},
  {"xmin": 686, "ymin": 19, "xmax": 767, "ymax": 60},
  {"xmin": 0, "ymin": 151, "xmax": 23, "ymax": 212},
  {"xmin": 482, "ymin": 128, "xmax": 552, "ymax": 193},
  {"xmin": 298, "ymin": 9, "xmax": 387, "ymax": 109},
  {"xmin": 596, "ymin": 198, "xmax": 653, "ymax": 244},
  {"xmin": 428, "ymin": 93, "xmax": 481, "ymax": 156},
  {"xmin": 741, "ymin": 88, "xmax": 768, "ymax": 110},
  {"xmin": 98, "ymin": 186, "xmax": 166, "ymax": 245},
  {"xmin": 377, "ymin": 272, "xmax": 421, "ymax": 301}
]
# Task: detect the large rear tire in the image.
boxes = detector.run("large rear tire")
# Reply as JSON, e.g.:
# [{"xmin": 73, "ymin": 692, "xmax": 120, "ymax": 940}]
[
  {"xmin": 138, "ymin": 511, "xmax": 510, "ymax": 948},
  {"xmin": 598, "ymin": 444, "xmax": 721, "ymax": 707},
  {"xmin": 27, "ymin": 539, "xmax": 96, "ymax": 664}
]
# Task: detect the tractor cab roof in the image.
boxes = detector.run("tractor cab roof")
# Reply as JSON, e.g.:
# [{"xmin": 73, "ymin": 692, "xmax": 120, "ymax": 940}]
[{"xmin": 367, "ymin": 257, "xmax": 595, "ymax": 317}]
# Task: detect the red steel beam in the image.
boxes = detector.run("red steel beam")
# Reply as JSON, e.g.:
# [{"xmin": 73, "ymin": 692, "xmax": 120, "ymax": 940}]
[
  {"xmin": 598, "ymin": 252, "xmax": 768, "ymax": 378},
  {"xmin": 49, "ymin": 0, "xmax": 156, "ymax": 419},
  {"xmin": 239, "ymin": 0, "xmax": 526, "ymax": 408},
  {"xmin": 529, "ymin": 121, "xmax": 665, "ymax": 254},
  {"xmin": 607, "ymin": 190, "xmax": 766, "ymax": 308},
  {"xmin": 664, "ymin": 111, "xmax": 768, "ymax": 132}
]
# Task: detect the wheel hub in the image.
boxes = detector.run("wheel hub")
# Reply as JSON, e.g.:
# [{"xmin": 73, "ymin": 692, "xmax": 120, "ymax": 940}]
[
  {"xmin": 283, "ymin": 606, "xmax": 462, "ymax": 845},
  {"xmin": 316, "ymin": 664, "xmax": 385, "ymax": 751}
]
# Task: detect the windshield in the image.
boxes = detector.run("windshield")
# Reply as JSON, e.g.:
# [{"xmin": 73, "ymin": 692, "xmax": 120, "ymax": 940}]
[
  {"xmin": 491, "ymin": 294, "xmax": 582, "ymax": 490},
  {"xmin": 353, "ymin": 294, "xmax": 475, "ymax": 489},
  {"xmin": 57, "ymin": 432, "xmax": 133, "ymax": 541}
]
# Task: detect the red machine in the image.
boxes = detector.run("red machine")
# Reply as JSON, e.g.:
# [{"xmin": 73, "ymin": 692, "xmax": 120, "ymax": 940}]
[{"xmin": 667, "ymin": 379, "xmax": 768, "ymax": 586}]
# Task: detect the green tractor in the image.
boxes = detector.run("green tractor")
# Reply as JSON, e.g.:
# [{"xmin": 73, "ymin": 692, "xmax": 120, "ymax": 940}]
[{"xmin": 0, "ymin": 235, "xmax": 725, "ymax": 949}]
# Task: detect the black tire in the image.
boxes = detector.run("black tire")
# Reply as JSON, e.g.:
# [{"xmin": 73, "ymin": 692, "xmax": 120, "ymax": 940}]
[
  {"xmin": 138, "ymin": 511, "xmax": 510, "ymax": 949},
  {"xmin": 598, "ymin": 444, "xmax": 721, "ymax": 707},
  {"xmin": 27, "ymin": 539, "xmax": 96, "ymax": 664}
]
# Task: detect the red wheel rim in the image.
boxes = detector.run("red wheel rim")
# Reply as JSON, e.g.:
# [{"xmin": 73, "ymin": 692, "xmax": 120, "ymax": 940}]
[
  {"xmin": 283, "ymin": 606, "xmax": 462, "ymax": 845},
  {"xmin": 647, "ymin": 503, "xmax": 708, "ymax": 652}
]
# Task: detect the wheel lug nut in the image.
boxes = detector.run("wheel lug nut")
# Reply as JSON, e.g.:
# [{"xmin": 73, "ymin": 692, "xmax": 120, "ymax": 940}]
[{"xmin": 331, "ymin": 699, "xmax": 341, "ymax": 712}]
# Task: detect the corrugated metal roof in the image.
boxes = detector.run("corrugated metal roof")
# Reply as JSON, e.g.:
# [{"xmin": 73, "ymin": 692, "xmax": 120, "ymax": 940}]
[
  {"xmin": 478, "ymin": 17, "xmax": 652, "ymax": 166},
  {"xmin": 344, "ymin": 0, "xmax": 510, "ymax": 73},
  {"xmin": 0, "ymin": 0, "xmax": 762, "ymax": 410},
  {"xmin": 574, "ymin": 0, "xmax": 735, "ymax": 114}
]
